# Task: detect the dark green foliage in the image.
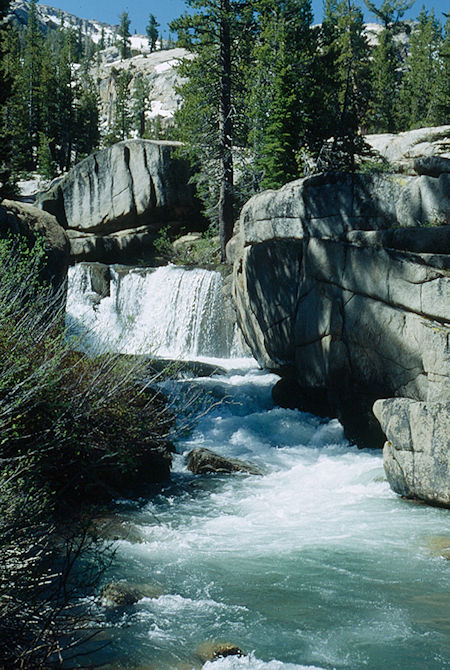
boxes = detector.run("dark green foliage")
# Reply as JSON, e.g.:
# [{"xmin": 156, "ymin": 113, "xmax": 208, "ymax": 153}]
[
  {"xmin": 317, "ymin": 0, "xmax": 372, "ymax": 171},
  {"xmin": 133, "ymin": 74, "xmax": 148, "ymax": 137},
  {"xmin": 118, "ymin": 10, "xmax": 131, "ymax": 60},
  {"xmin": 106, "ymin": 68, "xmax": 133, "ymax": 143},
  {"xmin": 146, "ymin": 13, "xmax": 159, "ymax": 52},
  {"xmin": 0, "ymin": 235, "xmax": 173, "ymax": 666},
  {"xmin": 247, "ymin": 0, "xmax": 317, "ymax": 189},
  {"xmin": 367, "ymin": 27, "xmax": 401, "ymax": 131},
  {"xmin": 37, "ymin": 131, "xmax": 57, "ymax": 179},
  {"xmin": 0, "ymin": 0, "xmax": 16, "ymax": 198},
  {"xmin": 430, "ymin": 14, "xmax": 450, "ymax": 125},
  {"xmin": 398, "ymin": 7, "xmax": 443, "ymax": 129},
  {"xmin": 171, "ymin": 0, "xmax": 255, "ymax": 258},
  {"xmin": 364, "ymin": 0, "xmax": 415, "ymax": 28},
  {"xmin": 74, "ymin": 83, "xmax": 100, "ymax": 160},
  {"xmin": 1, "ymin": 11, "xmax": 100, "ymax": 175}
]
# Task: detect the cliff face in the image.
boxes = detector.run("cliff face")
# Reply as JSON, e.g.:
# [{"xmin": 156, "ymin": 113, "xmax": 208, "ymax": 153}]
[{"xmin": 228, "ymin": 168, "xmax": 450, "ymax": 506}]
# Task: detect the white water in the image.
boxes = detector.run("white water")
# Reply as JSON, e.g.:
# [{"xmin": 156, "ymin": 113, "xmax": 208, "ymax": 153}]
[
  {"xmin": 66, "ymin": 263, "xmax": 236, "ymax": 358},
  {"xmin": 66, "ymin": 264, "xmax": 450, "ymax": 670}
]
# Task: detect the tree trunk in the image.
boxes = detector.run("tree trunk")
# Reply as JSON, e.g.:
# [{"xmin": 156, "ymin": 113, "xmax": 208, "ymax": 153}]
[{"xmin": 218, "ymin": 0, "xmax": 234, "ymax": 263}]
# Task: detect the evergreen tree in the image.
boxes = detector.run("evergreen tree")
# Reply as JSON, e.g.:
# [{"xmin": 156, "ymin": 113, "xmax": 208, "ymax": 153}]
[
  {"xmin": 107, "ymin": 68, "xmax": 133, "ymax": 142},
  {"xmin": 146, "ymin": 13, "xmax": 159, "ymax": 53},
  {"xmin": 429, "ymin": 13, "xmax": 450, "ymax": 125},
  {"xmin": 55, "ymin": 28, "xmax": 76, "ymax": 170},
  {"xmin": 39, "ymin": 33, "xmax": 59, "ymax": 163},
  {"xmin": 118, "ymin": 10, "xmax": 131, "ymax": 60},
  {"xmin": 367, "ymin": 27, "xmax": 400, "ymax": 131},
  {"xmin": 133, "ymin": 75, "xmax": 148, "ymax": 137},
  {"xmin": 74, "ymin": 84, "xmax": 100, "ymax": 160},
  {"xmin": 247, "ymin": 0, "xmax": 317, "ymax": 189},
  {"xmin": 0, "ymin": 0, "xmax": 16, "ymax": 198},
  {"xmin": 22, "ymin": 0, "xmax": 43, "ymax": 168},
  {"xmin": 171, "ymin": 0, "xmax": 254, "ymax": 259},
  {"xmin": 398, "ymin": 7, "xmax": 441, "ymax": 128},
  {"xmin": 364, "ymin": 0, "xmax": 415, "ymax": 132},
  {"xmin": 364, "ymin": 0, "xmax": 414, "ymax": 29},
  {"xmin": 3, "ymin": 27, "xmax": 31, "ymax": 174},
  {"xmin": 318, "ymin": 0, "xmax": 371, "ymax": 171},
  {"xmin": 37, "ymin": 131, "xmax": 57, "ymax": 179}
]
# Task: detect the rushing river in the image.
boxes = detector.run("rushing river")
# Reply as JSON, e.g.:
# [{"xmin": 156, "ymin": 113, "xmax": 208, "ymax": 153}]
[{"xmin": 67, "ymin": 264, "xmax": 449, "ymax": 670}]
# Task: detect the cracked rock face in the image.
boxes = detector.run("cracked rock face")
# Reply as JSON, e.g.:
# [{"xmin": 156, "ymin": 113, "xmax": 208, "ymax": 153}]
[
  {"xmin": 373, "ymin": 398, "xmax": 450, "ymax": 508},
  {"xmin": 229, "ymin": 169, "xmax": 450, "ymax": 457},
  {"xmin": 37, "ymin": 140, "xmax": 203, "ymax": 262}
]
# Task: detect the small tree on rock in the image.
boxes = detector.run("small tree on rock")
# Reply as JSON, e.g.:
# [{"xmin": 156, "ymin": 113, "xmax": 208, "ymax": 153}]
[
  {"xmin": 118, "ymin": 10, "xmax": 131, "ymax": 60},
  {"xmin": 146, "ymin": 13, "xmax": 159, "ymax": 53}
]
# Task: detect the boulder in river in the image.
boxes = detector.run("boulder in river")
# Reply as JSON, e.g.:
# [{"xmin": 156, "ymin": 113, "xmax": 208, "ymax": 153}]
[
  {"xmin": 373, "ymin": 398, "xmax": 450, "ymax": 508},
  {"xmin": 195, "ymin": 641, "xmax": 246, "ymax": 662},
  {"xmin": 186, "ymin": 448, "xmax": 262, "ymax": 475},
  {"xmin": 101, "ymin": 581, "xmax": 163, "ymax": 608}
]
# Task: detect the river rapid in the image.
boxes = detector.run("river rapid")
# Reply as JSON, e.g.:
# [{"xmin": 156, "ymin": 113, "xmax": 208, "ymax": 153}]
[{"xmin": 67, "ymin": 264, "xmax": 449, "ymax": 670}]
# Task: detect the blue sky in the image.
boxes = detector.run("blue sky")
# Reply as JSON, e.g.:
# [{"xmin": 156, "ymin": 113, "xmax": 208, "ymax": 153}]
[{"xmin": 46, "ymin": 0, "xmax": 449, "ymax": 35}]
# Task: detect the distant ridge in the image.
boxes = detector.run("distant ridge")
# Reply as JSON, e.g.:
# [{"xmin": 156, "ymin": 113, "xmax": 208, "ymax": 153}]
[{"xmin": 7, "ymin": 0, "xmax": 118, "ymax": 43}]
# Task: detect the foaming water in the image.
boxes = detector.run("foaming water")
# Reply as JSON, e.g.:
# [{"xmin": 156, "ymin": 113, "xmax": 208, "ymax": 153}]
[
  {"xmin": 91, "ymin": 368, "xmax": 449, "ymax": 670},
  {"xmin": 66, "ymin": 263, "xmax": 449, "ymax": 670},
  {"xmin": 66, "ymin": 263, "xmax": 237, "ymax": 357}
]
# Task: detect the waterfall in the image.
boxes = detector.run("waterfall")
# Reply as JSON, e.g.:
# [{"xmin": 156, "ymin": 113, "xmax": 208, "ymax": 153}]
[{"xmin": 66, "ymin": 263, "xmax": 237, "ymax": 359}]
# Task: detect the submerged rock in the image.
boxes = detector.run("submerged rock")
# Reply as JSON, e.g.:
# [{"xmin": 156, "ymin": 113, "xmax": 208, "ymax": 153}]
[
  {"xmin": 186, "ymin": 448, "xmax": 262, "ymax": 476},
  {"xmin": 101, "ymin": 581, "xmax": 163, "ymax": 608},
  {"xmin": 91, "ymin": 516, "xmax": 147, "ymax": 544},
  {"xmin": 427, "ymin": 536, "xmax": 450, "ymax": 560},
  {"xmin": 195, "ymin": 641, "xmax": 246, "ymax": 663}
]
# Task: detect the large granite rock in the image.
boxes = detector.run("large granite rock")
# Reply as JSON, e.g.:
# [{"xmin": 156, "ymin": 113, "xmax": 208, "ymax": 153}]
[
  {"xmin": 229, "ymin": 168, "xmax": 450, "ymax": 457},
  {"xmin": 37, "ymin": 139, "xmax": 204, "ymax": 263},
  {"xmin": 373, "ymin": 399, "xmax": 450, "ymax": 508},
  {"xmin": 0, "ymin": 199, "xmax": 69, "ymax": 290},
  {"xmin": 365, "ymin": 126, "xmax": 450, "ymax": 173}
]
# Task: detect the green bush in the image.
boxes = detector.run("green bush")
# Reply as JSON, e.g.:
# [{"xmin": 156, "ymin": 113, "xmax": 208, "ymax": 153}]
[{"xmin": 0, "ymin": 235, "xmax": 173, "ymax": 667}]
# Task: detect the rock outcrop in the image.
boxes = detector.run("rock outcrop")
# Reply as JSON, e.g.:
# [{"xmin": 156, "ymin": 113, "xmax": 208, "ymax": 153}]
[
  {"xmin": 373, "ymin": 399, "xmax": 450, "ymax": 508},
  {"xmin": 0, "ymin": 199, "xmax": 69, "ymax": 289},
  {"xmin": 37, "ymin": 139, "xmax": 204, "ymax": 263},
  {"xmin": 92, "ymin": 47, "xmax": 190, "ymax": 135},
  {"xmin": 365, "ymin": 125, "xmax": 450, "ymax": 174},
  {"xmin": 228, "ymin": 164, "xmax": 450, "ymax": 503}
]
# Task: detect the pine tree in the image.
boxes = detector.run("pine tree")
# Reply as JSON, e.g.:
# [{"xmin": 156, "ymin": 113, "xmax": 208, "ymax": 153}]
[
  {"xmin": 318, "ymin": 0, "xmax": 371, "ymax": 171},
  {"xmin": 0, "ymin": 0, "xmax": 16, "ymax": 198},
  {"xmin": 74, "ymin": 84, "xmax": 100, "ymax": 160},
  {"xmin": 247, "ymin": 0, "xmax": 317, "ymax": 189},
  {"xmin": 133, "ymin": 75, "xmax": 148, "ymax": 137},
  {"xmin": 429, "ymin": 13, "xmax": 450, "ymax": 125},
  {"xmin": 37, "ymin": 131, "xmax": 57, "ymax": 179},
  {"xmin": 364, "ymin": 0, "xmax": 415, "ymax": 132},
  {"xmin": 22, "ymin": 0, "xmax": 43, "ymax": 168},
  {"xmin": 56, "ymin": 28, "xmax": 77, "ymax": 170},
  {"xmin": 146, "ymin": 14, "xmax": 159, "ymax": 53},
  {"xmin": 118, "ymin": 10, "xmax": 131, "ymax": 60},
  {"xmin": 39, "ymin": 33, "xmax": 59, "ymax": 164},
  {"xmin": 107, "ymin": 68, "xmax": 133, "ymax": 142},
  {"xmin": 171, "ymin": 0, "xmax": 254, "ymax": 259},
  {"xmin": 398, "ymin": 8, "xmax": 442, "ymax": 128},
  {"xmin": 3, "ymin": 27, "xmax": 31, "ymax": 174},
  {"xmin": 364, "ymin": 0, "xmax": 414, "ymax": 29}
]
